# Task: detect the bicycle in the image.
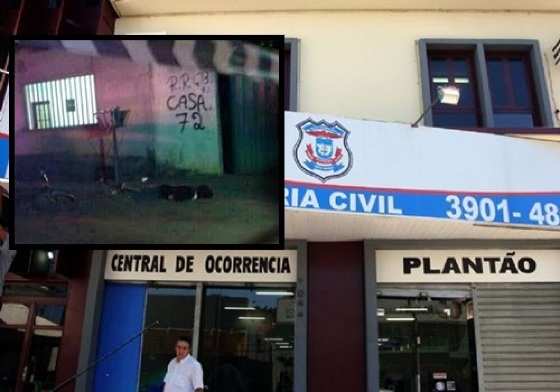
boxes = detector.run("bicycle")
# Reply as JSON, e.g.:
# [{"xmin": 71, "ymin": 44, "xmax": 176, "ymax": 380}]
[{"xmin": 31, "ymin": 169, "xmax": 77, "ymax": 212}]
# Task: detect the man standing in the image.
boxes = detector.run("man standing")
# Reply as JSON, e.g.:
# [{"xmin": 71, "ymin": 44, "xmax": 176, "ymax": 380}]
[{"xmin": 163, "ymin": 337, "xmax": 204, "ymax": 392}]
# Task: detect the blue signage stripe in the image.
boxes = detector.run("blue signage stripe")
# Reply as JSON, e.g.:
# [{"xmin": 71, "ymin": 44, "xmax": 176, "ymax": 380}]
[
  {"xmin": 285, "ymin": 182, "xmax": 560, "ymax": 228},
  {"xmin": 0, "ymin": 138, "xmax": 7, "ymax": 179}
]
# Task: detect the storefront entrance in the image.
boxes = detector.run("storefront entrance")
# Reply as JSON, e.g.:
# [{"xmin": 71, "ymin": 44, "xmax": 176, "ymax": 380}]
[
  {"xmin": 95, "ymin": 249, "xmax": 300, "ymax": 392},
  {"xmin": 0, "ymin": 282, "xmax": 66, "ymax": 392},
  {"xmin": 377, "ymin": 290, "xmax": 478, "ymax": 392},
  {"xmin": 137, "ymin": 284, "xmax": 296, "ymax": 392}
]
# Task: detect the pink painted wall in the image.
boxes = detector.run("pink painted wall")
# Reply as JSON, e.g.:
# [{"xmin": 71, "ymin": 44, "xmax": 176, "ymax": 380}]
[
  {"xmin": 14, "ymin": 46, "xmax": 223, "ymax": 177},
  {"xmin": 14, "ymin": 47, "xmax": 154, "ymax": 158}
]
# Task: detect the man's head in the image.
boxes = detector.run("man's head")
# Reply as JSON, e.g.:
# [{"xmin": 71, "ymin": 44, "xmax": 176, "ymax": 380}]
[{"xmin": 175, "ymin": 336, "xmax": 191, "ymax": 360}]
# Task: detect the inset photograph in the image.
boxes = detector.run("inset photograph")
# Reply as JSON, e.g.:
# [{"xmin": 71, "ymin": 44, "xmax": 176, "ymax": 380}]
[{"xmin": 13, "ymin": 38, "xmax": 282, "ymax": 246}]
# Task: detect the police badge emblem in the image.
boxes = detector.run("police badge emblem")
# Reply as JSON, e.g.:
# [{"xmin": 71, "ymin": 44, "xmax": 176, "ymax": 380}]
[{"xmin": 293, "ymin": 118, "xmax": 353, "ymax": 182}]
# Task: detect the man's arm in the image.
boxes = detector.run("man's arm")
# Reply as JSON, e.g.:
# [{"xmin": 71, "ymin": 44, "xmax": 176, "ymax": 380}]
[
  {"xmin": 162, "ymin": 361, "xmax": 171, "ymax": 392},
  {"xmin": 193, "ymin": 363, "xmax": 204, "ymax": 392}
]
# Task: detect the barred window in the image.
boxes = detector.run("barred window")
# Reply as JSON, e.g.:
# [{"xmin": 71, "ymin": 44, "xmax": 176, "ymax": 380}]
[{"xmin": 24, "ymin": 74, "xmax": 98, "ymax": 130}]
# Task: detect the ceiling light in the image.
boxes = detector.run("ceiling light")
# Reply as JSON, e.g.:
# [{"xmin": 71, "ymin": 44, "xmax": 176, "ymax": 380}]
[
  {"xmin": 432, "ymin": 77, "xmax": 449, "ymax": 83},
  {"xmin": 395, "ymin": 307, "xmax": 428, "ymax": 312},
  {"xmin": 386, "ymin": 317, "xmax": 415, "ymax": 322},
  {"xmin": 47, "ymin": 252, "xmax": 55, "ymax": 260},
  {"xmin": 378, "ymin": 338, "xmax": 389, "ymax": 342},
  {"xmin": 264, "ymin": 338, "xmax": 284, "ymax": 342},
  {"xmin": 255, "ymin": 291, "xmax": 294, "ymax": 296},
  {"xmin": 377, "ymin": 308, "xmax": 385, "ymax": 316},
  {"xmin": 238, "ymin": 316, "xmax": 265, "ymax": 320},
  {"xmin": 224, "ymin": 306, "xmax": 256, "ymax": 311},
  {"xmin": 454, "ymin": 77, "xmax": 470, "ymax": 84}
]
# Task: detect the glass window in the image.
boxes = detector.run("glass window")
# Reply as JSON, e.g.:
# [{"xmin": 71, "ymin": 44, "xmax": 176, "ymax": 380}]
[
  {"xmin": 423, "ymin": 42, "xmax": 550, "ymax": 130},
  {"xmin": 139, "ymin": 287, "xmax": 197, "ymax": 392},
  {"xmin": 33, "ymin": 102, "xmax": 51, "ymax": 129},
  {"xmin": 486, "ymin": 52, "xmax": 540, "ymax": 128},
  {"xmin": 486, "ymin": 59, "xmax": 509, "ymax": 108},
  {"xmin": 0, "ymin": 303, "xmax": 30, "ymax": 326},
  {"xmin": 66, "ymin": 99, "xmax": 76, "ymax": 113},
  {"xmin": 494, "ymin": 113, "xmax": 534, "ymax": 128},
  {"xmin": 24, "ymin": 74, "xmax": 97, "ymax": 130},
  {"xmin": 21, "ymin": 329, "xmax": 63, "ymax": 392},
  {"xmin": 432, "ymin": 113, "xmax": 479, "ymax": 129},
  {"xmin": 199, "ymin": 286, "xmax": 295, "ymax": 392},
  {"xmin": 2, "ymin": 283, "xmax": 67, "ymax": 298},
  {"xmin": 510, "ymin": 59, "xmax": 531, "ymax": 107},
  {"xmin": 35, "ymin": 304, "xmax": 65, "ymax": 327},
  {"xmin": 0, "ymin": 328, "xmax": 26, "ymax": 390},
  {"xmin": 378, "ymin": 296, "xmax": 478, "ymax": 392},
  {"xmin": 428, "ymin": 51, "xmax": 481, "ymax": 128}
]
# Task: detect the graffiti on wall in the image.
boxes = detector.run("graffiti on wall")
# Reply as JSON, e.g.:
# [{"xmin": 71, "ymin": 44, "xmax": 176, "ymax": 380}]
[{"xmin": 166, "ymin": 71, "xmax": 214, "ymax": 132}]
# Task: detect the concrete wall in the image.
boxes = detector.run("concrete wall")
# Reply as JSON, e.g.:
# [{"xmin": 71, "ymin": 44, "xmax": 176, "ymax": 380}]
[
  {"xmin": 150, "ymin": 65, "xmax": 221, "ymax": 173},
  {"xmin": 14, "ymin": 47, "xmax": 222, "ymax": 181},
  {"xmin": 115, "ymin": 10, "xmax": 560, "ymax": 128}
]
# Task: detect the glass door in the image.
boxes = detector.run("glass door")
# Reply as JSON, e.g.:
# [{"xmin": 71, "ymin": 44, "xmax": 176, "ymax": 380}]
[
  {"xmin": 378, "ymin": 293, "xmax": 478, "ymax": 392},
  {"xmin": 198, "ymin": 286, "xmax": 295, "ymax": 392},
  {"xmin": 0, "ymin": 305, "xmax": 27, "ymax": 392},
  {"xmin": 138, "ymin": 286, "xmax": 197, "ymax": 392},
  {"xmin": 0, "ymin": 284, "xmax": 66, "ymax": 392}
]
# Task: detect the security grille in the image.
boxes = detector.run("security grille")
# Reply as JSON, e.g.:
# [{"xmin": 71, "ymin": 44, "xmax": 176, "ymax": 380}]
[
  {"xmin": 24, "ymin": 74, "xmax": 98, "ymax": 130},
  {"xmin": 474, "ymin": 283, "xmax": 560, "ymax": 392}
]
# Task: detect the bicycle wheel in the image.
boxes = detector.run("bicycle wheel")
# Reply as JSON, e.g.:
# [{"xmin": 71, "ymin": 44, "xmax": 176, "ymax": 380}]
[
  {"xmin": 52, "ymin": 193, "xmax": 77, "ymax": 213},
  {"xmin": 31, "ymin": 192, "xmax": 56, "ymax": 213},
  {"xmin": 32, "ymin": 192, "xmax": 77, "ymax": 214}
]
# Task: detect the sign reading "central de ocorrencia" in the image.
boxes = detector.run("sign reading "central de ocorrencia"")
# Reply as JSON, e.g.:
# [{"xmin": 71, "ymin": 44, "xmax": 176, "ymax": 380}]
[{"xmin": 105, "ymin": 250, "xmax": 297, "ymax": 283}]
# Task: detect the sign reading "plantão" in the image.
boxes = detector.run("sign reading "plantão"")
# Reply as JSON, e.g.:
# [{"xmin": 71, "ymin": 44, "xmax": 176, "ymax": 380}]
[{"xmin": 376, "ymin": 250, "xmax": 560, "ymax": 283}]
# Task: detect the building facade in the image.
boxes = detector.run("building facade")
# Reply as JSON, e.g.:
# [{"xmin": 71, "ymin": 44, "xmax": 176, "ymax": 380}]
[
  {"xmin": 2, "ymin": 2, "xmax": 560, "ymax": 392},
  {"xmin": 106, "ymin": 2, "xmax": 560, "ymax": 392}
]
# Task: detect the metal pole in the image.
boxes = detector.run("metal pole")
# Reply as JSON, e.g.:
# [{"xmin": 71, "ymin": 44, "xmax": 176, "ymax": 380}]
[
  {"xmin": 111, "ymin": 122, "xmax": 121, "ymax": 185},
  {"xmin": 411, "ymin": 96, "xmax": 440, "ymax": 128},
  {"xmin": 415, "ymin": 314, "xmax": 421, "ymax": 392}
]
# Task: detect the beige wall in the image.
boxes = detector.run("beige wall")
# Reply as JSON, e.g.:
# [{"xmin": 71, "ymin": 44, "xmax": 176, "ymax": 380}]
[{"xmin": 116, "ymin": 11, "xmax": 560, "ymax": 128}]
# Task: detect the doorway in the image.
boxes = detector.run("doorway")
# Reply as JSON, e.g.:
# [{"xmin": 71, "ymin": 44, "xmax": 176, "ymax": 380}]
[
  {"xmin": 0, "ymin": 282, "xmax": 67, "ymax": 392},
  {"xmin": 377, "ymin": 290, "xmax": 478, "ymax": 392}
]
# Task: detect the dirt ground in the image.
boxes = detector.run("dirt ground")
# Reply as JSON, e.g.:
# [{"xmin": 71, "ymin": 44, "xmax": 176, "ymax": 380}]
[{"xmin": 14, "ymin": 175, "xmax": 279, "ymax": 245}]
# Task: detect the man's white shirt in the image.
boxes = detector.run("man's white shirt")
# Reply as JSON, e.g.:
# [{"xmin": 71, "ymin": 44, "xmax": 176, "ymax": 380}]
[{"xmin": 163, "ymin": 355, "xmax": 204, "ymax": 392}]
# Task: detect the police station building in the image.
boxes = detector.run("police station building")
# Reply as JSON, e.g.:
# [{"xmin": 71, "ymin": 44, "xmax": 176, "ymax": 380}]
[
  {"xmin": 77, "ymin": 113, "xmax": 560, "ymax": 392},
  {"xmin": 4, "ymin": 1, "xmax": 560, "ymax": 392},
  {"xmin": 76, "ymin": 243, "xmax": 560, "ymax": 392},
  {"xmin": 282, "ymin": 112, "xmax": 560, "ymax": 392}
]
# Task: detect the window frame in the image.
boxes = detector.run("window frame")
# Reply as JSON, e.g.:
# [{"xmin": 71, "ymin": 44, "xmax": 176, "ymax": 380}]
[
  {"xmin": 32, "ymin": 101, "xmax": 52, "ymax": 130},
  {"xmin": 23, "ymin": 74, "xmax": 98, "ymax": 131},
  {"xmin": 418, "ymin": 39, "xmax": 554, "ymax": 130},
  {"xmin": 285, "ymin": 38, "xmax": 301, "ymax": 112},
  {"xmin": 485, "ymin": 50, "xmax": 541, "ymax": 127},
  {"xmin": 427, "ymin": 49, "xmax": 483, "ymax": 128}
]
